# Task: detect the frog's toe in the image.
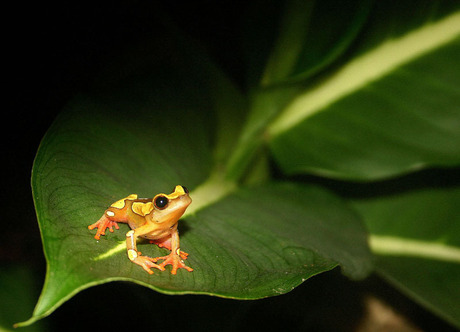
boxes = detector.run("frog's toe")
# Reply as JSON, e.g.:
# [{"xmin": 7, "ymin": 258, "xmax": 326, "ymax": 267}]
[
  {"xmin": 154, "ymin": 253, "xmax": 193, "ymax": 275},
  {"xmin": 133, "ymin": 255, "xmax": 165, "ymax": 274}
]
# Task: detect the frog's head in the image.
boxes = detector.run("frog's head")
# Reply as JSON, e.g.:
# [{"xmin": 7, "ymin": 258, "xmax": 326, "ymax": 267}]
[{"xmin": 151, "ymin": 185, "xmax": 191, "ymax": 224}]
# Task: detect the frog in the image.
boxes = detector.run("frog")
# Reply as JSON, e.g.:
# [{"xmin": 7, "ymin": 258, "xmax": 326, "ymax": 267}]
[{"xmin": 88, "ymin": 185, "xmax": 193, "ymax": 275}]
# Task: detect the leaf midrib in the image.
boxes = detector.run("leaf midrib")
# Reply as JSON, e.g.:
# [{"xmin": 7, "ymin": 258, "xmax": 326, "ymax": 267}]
[{"xmin": 370, "ymin": 235, "xmax": 460, "ymax": 263}]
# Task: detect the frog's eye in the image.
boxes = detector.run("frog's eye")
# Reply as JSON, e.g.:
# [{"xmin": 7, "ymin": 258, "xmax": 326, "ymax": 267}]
[{"xmin": 154, "ymin": 195, "xmax": 169, "ymax": 209}]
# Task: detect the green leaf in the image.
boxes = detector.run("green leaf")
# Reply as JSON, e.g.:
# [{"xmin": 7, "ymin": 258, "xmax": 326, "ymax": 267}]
[
  {"xmin": 25, "ymin": 24, "xmax": 372, "ymax": 326},
  {"xmin": 351, "ymin": 176, "xmax": 460, "ymax": 328},
  {"xmin": 267, "ymin": 8, "xmax": 460, "ymax": 180},
  {"xmin": 29, "ymin": 111, "xmax": 372, "ymax": 322}
]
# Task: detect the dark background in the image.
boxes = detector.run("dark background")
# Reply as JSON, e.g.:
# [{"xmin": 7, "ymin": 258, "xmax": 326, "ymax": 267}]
[{"xmin": 3, "ymin": 1, "xmax": 458, "ymax": 330}]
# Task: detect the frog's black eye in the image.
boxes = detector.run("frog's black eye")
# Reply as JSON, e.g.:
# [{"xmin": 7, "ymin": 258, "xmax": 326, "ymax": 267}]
[{"xmin": 154, "ymin": 195, "xmax": 169, "ymax": 209}]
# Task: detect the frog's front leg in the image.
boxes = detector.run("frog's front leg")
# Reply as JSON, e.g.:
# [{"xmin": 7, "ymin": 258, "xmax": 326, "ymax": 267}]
[
  {"xmin": 88, "ymin": 207, "xmax": 126, "ymax": 240},
  {"xmin": 126, "ymin": 226, "xmax": 165, "ymax": 275},
  {"xmin": 151, "ymin": 224, "xmax": 193, "ymax": 275}
]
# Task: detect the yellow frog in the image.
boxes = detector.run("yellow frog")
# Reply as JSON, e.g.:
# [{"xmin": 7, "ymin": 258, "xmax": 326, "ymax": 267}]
[{"xmin": 88, "ymin": 185, "xmax": 193, "ymax": 275}]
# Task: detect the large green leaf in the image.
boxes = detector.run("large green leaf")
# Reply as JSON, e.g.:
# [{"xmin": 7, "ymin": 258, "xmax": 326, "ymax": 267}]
[
  {"xmin": 23, "ymin": 23, "xmax": 372, "ymax": 326},
  {"xmin": 228, "ymin": 3, "xmax": 460, "ymax": 182},
  {"xmin": 268, "ymin": 8, "xmax": 460, "ymax": 180},
  {"xmin": 27, "ymin": 103, "xmax": 372, "ymax": 323},
  {"xmin": 351, "ymin": 175, "xmax": 460, "ymax": 328},
  {"xmin": 269, "ymin": 33, "xmax": 460, "ymax": 180}
]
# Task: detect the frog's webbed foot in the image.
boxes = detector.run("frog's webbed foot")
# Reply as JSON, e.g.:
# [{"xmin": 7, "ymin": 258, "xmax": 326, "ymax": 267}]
[
  {"xmin": 151, "ymin": 251, "xmax": 193, "ymax": 275},
  {"xmin": 88, "ymin": 215, "xmax": 119, "ymax": 240},
  {"xmin": 132, "ymin": 255, "xmax": 165, "ymax": 275}
]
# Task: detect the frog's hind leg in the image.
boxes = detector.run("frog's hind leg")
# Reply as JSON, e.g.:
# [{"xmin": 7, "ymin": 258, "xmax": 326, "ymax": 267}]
[
  {"xmin": 150, "ymin": 225, "xmax": 193, "ymax": 274},
  {"xmin": 150, "ymin": 236, "xmax": 189, "ymax": 260}
]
